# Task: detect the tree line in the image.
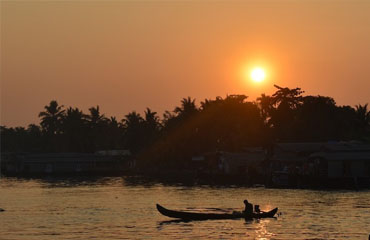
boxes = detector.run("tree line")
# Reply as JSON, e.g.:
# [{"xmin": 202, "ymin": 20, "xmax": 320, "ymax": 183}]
[{"xmin": 1, "ymin": 85, "xmax": 370, "ymax": 167}]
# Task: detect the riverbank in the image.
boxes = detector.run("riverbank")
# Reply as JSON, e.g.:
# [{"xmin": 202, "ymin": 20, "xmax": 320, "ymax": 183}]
[{"xmin": 2, "ymin": 141, "xmax": 370, "ymax": 189}]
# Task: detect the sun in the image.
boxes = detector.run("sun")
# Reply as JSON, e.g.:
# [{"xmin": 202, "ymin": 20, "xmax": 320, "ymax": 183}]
[{"xmin": 250, "ymin": 67, "xmax": 266, "ymax": 83}]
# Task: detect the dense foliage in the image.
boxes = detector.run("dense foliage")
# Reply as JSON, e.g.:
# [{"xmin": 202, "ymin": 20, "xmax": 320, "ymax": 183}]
[{"xmin": 1, "ymin": 86, "xmax": 370, "ymax": 167}]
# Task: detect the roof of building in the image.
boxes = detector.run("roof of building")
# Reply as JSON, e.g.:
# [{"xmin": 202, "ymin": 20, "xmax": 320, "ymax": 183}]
[
  {"xmin": 220, "ymin": 151, "xmax": 265, "ymax": 162},
  {"xmin": 16, "ymin": 153, "xmax": 124, "ymax": 163},
  {"xmin": 310, "ymin": 151, "xmax": 370, "ymax": 161},
  {"xmin": 270, "ymin": 152, "xmax": 307, "ymax": 162},
  {"xmin": 323, "ymin": 142, "xmax": 370, "ymax": 152},
  {"xmin": 275, "ymin": 141, "xmax": 370, "ymax": 154},
  {"xmin": 95, "ymin": 150, "xmax": 131, "ymax": 156},
  {"xmin": 275, "ymin": 142, "xmax": 326, "ymax": 153}
]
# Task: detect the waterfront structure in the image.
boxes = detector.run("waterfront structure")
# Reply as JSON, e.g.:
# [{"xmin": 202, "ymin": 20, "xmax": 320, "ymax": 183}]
[
  {"xmin": 268, "ymin": 143, "xmax": 325, "ymax": 187},
  {"xmin": 311, "ymin": 151, "xmax": 370, "ymax": 176},
  {"xmin": 1, "ymin": 151, "xmax": 132, "ymax": 176},
  {"xmin": 268, "ymin": 142, "xmax": 370, "ymax": 188},
  {"xmin": 191, "ymin": 148, "xmax": 266, "ymax": 185},
  {"xmin": 192, "ymin": 149, "xmax": 265, "ymax": 175},
  {"xmin": 189, "ymin": 142, "xmax": 370, "ymax": 187}
]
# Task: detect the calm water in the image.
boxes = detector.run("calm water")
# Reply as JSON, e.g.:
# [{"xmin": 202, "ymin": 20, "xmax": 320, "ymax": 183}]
[{"xmin": 1, "ymin": 176, "xmax": 370, "ymax": 240}]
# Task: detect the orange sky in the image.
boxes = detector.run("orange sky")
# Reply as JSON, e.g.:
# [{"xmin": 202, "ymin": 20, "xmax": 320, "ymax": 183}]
[{"xmin": 1, "ymin": 1, "xmax": 370, "ymax": 127}]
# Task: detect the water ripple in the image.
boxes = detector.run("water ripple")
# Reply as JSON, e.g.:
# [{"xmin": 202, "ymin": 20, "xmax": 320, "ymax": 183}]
[{"xmin": 1, "ymin": 177, "xmax": 370, "ymax": 239}]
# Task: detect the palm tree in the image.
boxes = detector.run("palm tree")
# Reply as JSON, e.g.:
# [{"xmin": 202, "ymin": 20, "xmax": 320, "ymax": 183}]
[
  {"xmin": 142, "ymin": 108, "xmax": 160, "ymax": 147},
  {"xmin": 104, "ymin": 117, "xmax": 124, "ymax": 149},
  {"xmin": 162, "ymin": 110, "xmax": 176, "ymax": 129},
  {"xmin": 108, "ymin": 116, "xmax": 120, "ymax": 129},
  {"xmin": 355, "ymin": 104, "xmax": 370, "ymax": 125},
  {"xmin": 38, "ymin": 100, "xmax": 65, "ymax": 135},
  {"xmin": 87, "ymin": 105, "xmax": 107, "ymax": 126},
  {"xmin": 355, "ymin": 104, "xmax": 370, "ymax": 136},
  {"xmin": 174, "ymin": 97, "xmax": 198, "ymax": 118},
  {"xmin": 124, "ymin": 111, "xmax": 143, "ymax": 129},
  {"xmin": 61, "ymin": 107, "xmax": 87, "ymax": 152},
  {"xmin": 123, "ymin": 111, "xmax": 144, "ymax": 153},
  {"xmin": 200, "ymin": 96, "xmax": 223, "ymax": 111},
  {"xmin": 62, "ymin": 107, "xmax": 86, "ymax": 130},
  {"xmin": 144, "ymin": 108, "xmax": 160, "ymax": 131},
  {"xmin": 85, "ymin": 105, "xmax": 109, "ymax": 150}
]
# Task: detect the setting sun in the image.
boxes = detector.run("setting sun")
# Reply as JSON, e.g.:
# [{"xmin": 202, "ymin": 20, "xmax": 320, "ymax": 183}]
[{"xmin": 251, "ymin": 67, "xmax": 266, "ymax": 83}]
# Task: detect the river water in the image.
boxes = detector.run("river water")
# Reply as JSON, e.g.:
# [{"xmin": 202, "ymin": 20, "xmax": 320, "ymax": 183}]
[{"xmin": 1, "ymin": 176, "xmax": 370, "ymax": 240}]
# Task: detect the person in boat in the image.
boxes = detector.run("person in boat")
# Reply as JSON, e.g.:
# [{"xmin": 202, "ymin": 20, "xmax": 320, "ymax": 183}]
[{"xmin": 243, "ymin": 200, "xmax": 253, "ymax": 216}]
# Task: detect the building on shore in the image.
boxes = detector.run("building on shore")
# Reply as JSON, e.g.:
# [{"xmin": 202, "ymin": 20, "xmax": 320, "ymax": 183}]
[
  {"xmin": 309, "ymin": 146, "xmax": 370, "ymax": 187},
  {"xmin": 267, "ymin": 142, "xmax": 325, "ymax": 187},
  {"xmin": 268, "ymin": 142, "xmax": 370, "ymax": 188},
  {"xmin": 190, "ymin": 142, "xmax": 370, "ymax": 188},
  {"xmin": 191, "ymin": 148, "xmax": 266, "ymax": 185},
  {"xmin": 1, "ymin": 151, "xmax": 133, "ymax": 176}
]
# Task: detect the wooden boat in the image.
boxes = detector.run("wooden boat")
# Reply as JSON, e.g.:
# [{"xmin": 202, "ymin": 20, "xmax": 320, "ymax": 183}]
[{"xmin": 156, "ymin": 204, "xmax": 278, "ymax": 220}]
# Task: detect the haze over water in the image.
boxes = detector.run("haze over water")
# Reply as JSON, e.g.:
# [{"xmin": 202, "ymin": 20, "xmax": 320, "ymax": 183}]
[{"xmin": 1, "ymin": 177, "xmax": 370, "ymax": 239}]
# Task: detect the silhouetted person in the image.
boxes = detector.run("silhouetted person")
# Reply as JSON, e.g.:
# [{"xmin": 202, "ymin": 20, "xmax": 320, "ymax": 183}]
[{"xmin": 243, "ymin": 200, "xmax": 253, "ymax": 217}]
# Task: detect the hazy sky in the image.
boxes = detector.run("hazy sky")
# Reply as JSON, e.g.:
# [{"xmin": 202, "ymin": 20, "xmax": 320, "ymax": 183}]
[{"xmin": 1, "ymin": 1, "xmax": 370, "ymax": 127}]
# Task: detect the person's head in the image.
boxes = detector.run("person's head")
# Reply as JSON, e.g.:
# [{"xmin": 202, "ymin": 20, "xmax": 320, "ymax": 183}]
[{"xmin": 244, "ymin": 200, "xmax": 248, "ymax": 204}]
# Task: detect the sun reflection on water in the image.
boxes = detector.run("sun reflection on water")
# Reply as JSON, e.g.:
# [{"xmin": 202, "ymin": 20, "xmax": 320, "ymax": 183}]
[{"xmin": 252, "ymin": 219, "xmax": 275, "ymax": 240}]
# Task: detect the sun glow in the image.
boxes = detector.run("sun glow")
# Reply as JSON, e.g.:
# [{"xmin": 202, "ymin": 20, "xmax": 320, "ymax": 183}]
[{"xmin": 250, "ymin": 67, "xmax": 266, "ymax": 83}]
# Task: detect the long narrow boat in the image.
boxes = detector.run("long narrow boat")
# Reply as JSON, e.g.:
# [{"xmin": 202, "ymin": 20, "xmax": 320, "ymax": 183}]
[{"xmin": 156, "ymin": 204, "xmax": 278, "ymax": 220}]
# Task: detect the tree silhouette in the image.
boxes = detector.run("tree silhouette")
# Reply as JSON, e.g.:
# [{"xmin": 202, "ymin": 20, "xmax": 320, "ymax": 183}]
[
  {"xmin": 174, "ymin": 97, "xmax": 198, "ymax": 118},
  {"xmin": 123, "ymin": 111, "xmax": 144, "ymax": 153},
  {"xmin": 61, "ymin": 107, "xmax": 87, "ymax": 152},
  {"xmin": 355, "ymin": 104, "xmax": 370, "ymax": 130},
  {"xmin": 86, "ymin": 105, "xmax": 108, "ymax": 151},
  {"xmin": 26, "ymin": 124, "xmax": 43, "ymax": 152},
  {"xmin": 199, "ymin": 95, "xmax": 264, "ymax": 150},
  {"xmin": 294, "ymin": 96, "xmax": 338, "ymax": 141},
  {"xmin": 256, "ymin": 93, "xmax": 274, "ymax": 126},
  {"xmin": 139, "ymin": 108, "xmax": 160, "ymax": 149},
  {"xmin": 87, "ymin": 105, "xmax": 107, "ymax": 126},
  {"xmin": 144, "ymin": 108, "xmax": 160, "ymax": 131},
  {"xmin": 355, "ymin": 104, "xmax": 370, "ymax": 141},
  {"xmin": 271, "ymin": 85, "xmax": 304, "ymax": 108},
  {"xmin": 38, "ymin": 100, "xmax": 65, "ymax": 135},
  {"xmin": 105, "ymin": 117, "xmax": 124, "ymax": 150},
  {"xmin": 1, "ymin": 87, "xmax": 370, "ymax": 170},
  {"xmin": 269, "ymin": 85, "xmax": 304, "ymax": 141}
]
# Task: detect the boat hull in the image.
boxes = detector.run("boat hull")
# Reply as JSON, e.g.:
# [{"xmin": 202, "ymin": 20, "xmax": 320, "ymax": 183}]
[{"xmin": 156, "ymin": 204, "xmax": 278, "ymax": 220}]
